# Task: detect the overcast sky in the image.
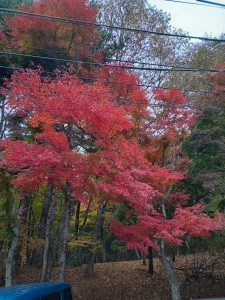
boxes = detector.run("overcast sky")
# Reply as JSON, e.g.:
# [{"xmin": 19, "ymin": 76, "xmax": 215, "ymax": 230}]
[{"xmin": 148, "ymin": 0, "xmax": 225, "ymax": 37}]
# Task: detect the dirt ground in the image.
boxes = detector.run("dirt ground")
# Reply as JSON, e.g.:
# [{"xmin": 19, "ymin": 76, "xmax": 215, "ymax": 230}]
[{"xmin": 14, "ymin": 257, "xmax": 225, "ymax": 300}]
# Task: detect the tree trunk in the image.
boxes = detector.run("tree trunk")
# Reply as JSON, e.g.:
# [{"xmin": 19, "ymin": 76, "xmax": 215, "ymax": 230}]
[
  {"xmin": 159, "ymin": 240, "xmax": 181, "ymax": 300},
  {"xmin": 74, "ymin": 202, "xmax": 80, "ymax": 240},
  {"xmin": 147, "ymin": 246, "xmax": 154, "ymax": 275},
  {"xmin": 142, "ymin": 252, "xmax": 147, "ymax": 266},
  {"xmin": 80, "ymin": 199, "xmax": 91, "ymax": 230},
  {"xmin": 86, "ymin": 203, "xmax": 106, "ymax": 277},
  {"xmin": 134, "ymin": 248, "xmax": 140, "ymax": 260},
  {"xmin": 46, "ymin": 198, "xmax": 67, "ymax": 281},
  {"xmin": 26, "ymin": 204, "xmax": 35, "ymax": 266},
  {"xmin": 0, "ymin": 95, "xmax": 7, "ymax": 139},
  {"xmin": 15, "ymin": 195, "xmax": 31, "ymax": 272},
  {"xmin": 39, "ymin": 184, "xmax": 53, "ymax": 239},
  {"xmin": 5, "ymin": 194, "xmax": 30, "ymax": 286},
  {"xmin": 35, "ymin": 184, "xmax": 54, "ymax": 265},
  {"xmin": 172, "ymin": 251, "xmax": 176, "ymax": 263},
  {"xmin": 58, "ymin": 184, "xmax": 72, "ymax": 281},
  {"xmin": 159, "ymin": 202, "xmax": 180, "ymax": 300},
  {"xmin": 99, "ymin": 210, "xmax": 106, "ymax": 263},
  {"xmin": 41, "ymin": 188, "xmax": 56, "ymax": 282}
]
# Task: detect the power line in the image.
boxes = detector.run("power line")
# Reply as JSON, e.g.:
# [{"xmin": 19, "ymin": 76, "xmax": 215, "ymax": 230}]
[
  {"xmin": 2, "ymin": 65, "xmax": 224, "ymax": 112},
  {"xmin": 107, "ymin": 58, "xmax": 194, "ymax": 69},
  {"xmin": 0, "ymin": 8, "xmax": 225, "ymax": 43},
  {"xmin": 0, "ymin": 64, "xmax": 223, "ymax": 115},
  {"xmin": 1, "ymin": 51, "xmax": 225, "ymax": 73},
  {"xmin": 0, "ymin": 43, "xmax": 208, "ymax": 70},
  {"xmin": 0, "ymin": 65, "xmax": 204, "ymax": 109},
  {"xmin": 165, "ymin": 0, "xmax": 222, "ymax": 7},
  {"xmin": 196, "ymin": 0, "xmax": 225, "ymax": 7},
  {"xmin": 8, "ymin": 43, "xmax": 222, "ymax": 70},
  {"xmin": 0, "ymin": 64, "xmax": 216, "ymax": 95},
  {"xmin": 0, "ymin": 40, "xmax": 192, "ymax": 69}
]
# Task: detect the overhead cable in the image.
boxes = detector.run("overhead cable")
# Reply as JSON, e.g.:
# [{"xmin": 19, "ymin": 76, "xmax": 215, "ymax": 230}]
[
  {"xmin": 0, "ymin": 64, "xmax": 208, "ymax": 109},
  {"xmin": 1, "ymin": 51, "xmax": 225, "ymax": 73},
  {"xmin": 165, "ymin": 0, "xmax": 222, "ymax": 7},
  {"xmin": 0, "ymin": 64, "xmax": 216, "ymax": 95},
  {"xmin": 0, "ymin": 43, "xmax": 210, "ymax": 70},
  {"xmin": 196, "ymin": 0, "xmax": 225, "ymax": 7},
  {"xmin": 0, "ymin": 8, "xmax": 225, "ymax": 43}
]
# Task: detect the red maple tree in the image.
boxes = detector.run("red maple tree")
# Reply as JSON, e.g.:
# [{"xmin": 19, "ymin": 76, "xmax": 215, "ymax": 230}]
[
  {"xmin": 3, "ymin": 0, "xmax": 102, "ymax": 62},
  {"xmin": 0, "ymin": 68, "xmax": 223, "ymax": 299}
]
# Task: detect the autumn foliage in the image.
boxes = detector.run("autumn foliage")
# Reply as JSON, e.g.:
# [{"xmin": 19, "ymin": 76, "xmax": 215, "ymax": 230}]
[
  {"xmin": 0, "ymin": 66, "xmax": 223, "ymax": 255},
  {"xmin": 5, "ymin": 0, "xmax": 100, "ymax": 60}
]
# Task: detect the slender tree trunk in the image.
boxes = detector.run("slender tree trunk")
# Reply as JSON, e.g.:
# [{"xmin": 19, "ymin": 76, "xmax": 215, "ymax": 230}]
[
  {"xmin": 101, "ymin": 244, "xmax": 106, "ymax": 263},
  {"xmin": 41, "ymin": 188, "xmax": 56, "ymax": 281},
  {"xmin": 39, "ymin": 184, "xmax": 53, "ymax": 239},
  {"xmin": 35, "ymin": 184, "xmax": 54, "ymax": 265},
  {"xmin": 46, "ymin": 223, "xmax": 62, "ymax": 281},
  {"xmin": 46, "ymin": 195, "xmax": 68, "ymax": 281},
  {"xmin": 86, "ymin": 203, "xmax": 106, "ymax": 277},
  {"xmin": 134, "ymin": 248, "xmax": 140, "ymax": 260},
  {"xmin": 26, "ymin": 205, "xmax": 35, "ymax": 266},
  {"xmin": 159, "ymin": 240, "xmax": 181, "ymax": 300},
  {"xmin": 160, "ymin": 202, "xmax": 180, "ymax": 300},
  {"xmin": 74, "ymin": 202, "xmax": 80, "ymax": 240},
  {"xmin": 5, "ymin": 195, "xmax": 30, "ymax": 286},
  {"xmin": 147, "ymin": 246, "xmax": 154, "ymax": 274},
  {"xmin": 16, "ymin": 195, "xmax": 30, "ymax": 271},
  {"xmin": 80, "ymin": 199, "xmax": 91, "ymax": 230},
  {"xmin": 99, "ymin": 212, "xmax": 106, "ymax": 263},
  {"xmin": 0, "ymin": 95, "xmax": 6, "ymax": 139},
  {"xmin": 58, "ymin": 184, "xmax": 72, "ymax": 281},
  {"xmin": 172, "ymin": 251, "xmax": 176, "ymax": 263},
  {"xmin": 142, "ymin": 252, "xmax": 147, "ymax": 266}
]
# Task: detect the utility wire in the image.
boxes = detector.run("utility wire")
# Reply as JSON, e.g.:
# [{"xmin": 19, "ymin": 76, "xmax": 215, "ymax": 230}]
[
  {"xmin": 0, "ymin": 64, "xmax": 204, "ymax": 109},
  {"xmin": 196, "ymin": 0, "xmax": 225, "ymax": 7},
  {"xmin": 0, "ymin": 64, "xmax": 215, "ymax": 95},
  {"xmin": 0, "ymin": 39, "xmax": 194, "ymax": 69},
  {"xmin": 0, "ymin": 42, "xmax": 208, "ymax": 70},
  {"xmin": 7, "ymin": 43, "xmax": 222, "ymax": 70},
  {"xmin": 165, "ymin": 0, "xmax": 222, "ymax": 7},
  {"xmin": 1, "ymin": 51, "xmax": 225, "ymax": 73},
  {"xmin": 107, "ymin": 58, "xmax": 194, "ymax": 69},
  {"xmin": 0, "ymin": 8, "xmax": 225, "ymax": 43},
  {"xmin": 0, "ymin": 65, "xmax": 217, "ymax": 113}
]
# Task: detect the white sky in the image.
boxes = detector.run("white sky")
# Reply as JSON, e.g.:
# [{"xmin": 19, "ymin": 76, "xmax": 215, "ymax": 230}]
[{"xmin": 148, "ymin": 0, "xmax": 225, "ymax": 37}]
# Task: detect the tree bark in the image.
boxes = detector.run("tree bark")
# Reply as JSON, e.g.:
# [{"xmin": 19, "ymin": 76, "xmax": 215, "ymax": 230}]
[
  {"xmin": 159, "ymin": 240, "xmax": 181, "ymax": 300},
  {"xmin": 80, "ymin": 199, "xmax": 91, "ymax": 230},
  {"xmin": 58, "ymin": 184, "xmax": 72, "ymax": 281},
  {"xmin": 86, "ymin": 203, "xmax": 106, "ymax": 277},
  {"xmin": 74, "ymin": 202, "xmax": 80, "ymax": 240},
  {"xmin": 0, "ymin": 95, "xmax": 7, "ymax": 139},
  {"xmin": 134, "ymin": 248, "xmax": 140, "ymax": 260},
  {"xmin": 38, "ymin": 184, "xmax": 54, "ymax": 239},
  {"xmin": 46, "ymin": 219, "xmax": 64, "ymax": 281},
  {"xmin": 99, "ymin": 211, "xmax": 106, "ymax": 263},
  {"xmin": 35, "ymin": 184, "xmax": 54, "ymax": 265},
  {"xmin": 159, "ymin": 202, "xmax": 180, "ymax": 300},
  {"xmin": 40, "ymin": 188, "xmax": 56, "ymax": 281},
  {"xmin": 26, "ymin": 204, "xmax": 35, "ymax": 266},
  {"xmin": 147, "ymin": 246, "xmax": 154, "ymax": 275},
  {"xmin": 142, "ymin": 252, "xmax": 147, "ymax": 266},
  {"xmin": 5, "ymin": 194, "xmax": 30, "ymax": 286}
]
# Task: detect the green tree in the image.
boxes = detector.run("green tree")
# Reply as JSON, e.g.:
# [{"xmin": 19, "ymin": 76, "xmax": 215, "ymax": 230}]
[{"xmin": 183, "ymin": 69, "xmax": 225, "ymax": 211}]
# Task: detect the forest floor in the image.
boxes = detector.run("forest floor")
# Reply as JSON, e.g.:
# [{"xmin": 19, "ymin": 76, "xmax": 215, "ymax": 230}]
[{"xmin": 14, "ymin": 255, "xmax": 225, "ymax": 300}]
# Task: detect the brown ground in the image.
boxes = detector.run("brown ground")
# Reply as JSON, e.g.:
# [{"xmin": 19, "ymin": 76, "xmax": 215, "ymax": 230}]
[{"xmin": 14, "ymin": 257, "xmax": 225, "ymax": 300}]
